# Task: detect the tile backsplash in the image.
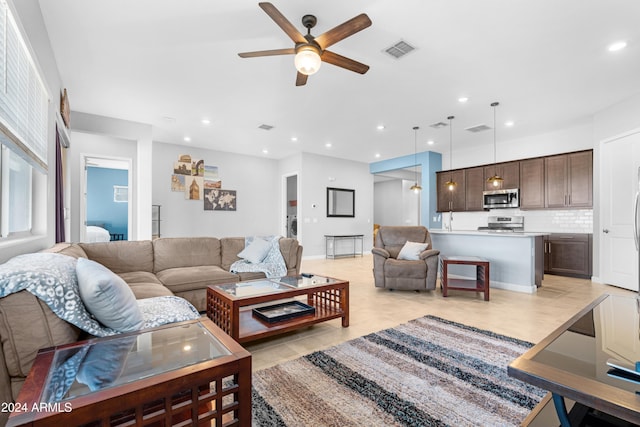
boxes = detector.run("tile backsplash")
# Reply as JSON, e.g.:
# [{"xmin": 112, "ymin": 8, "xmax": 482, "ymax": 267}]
[{"xmin": 443, "ymin": 209, "xmax": 593, "ymax": 234}]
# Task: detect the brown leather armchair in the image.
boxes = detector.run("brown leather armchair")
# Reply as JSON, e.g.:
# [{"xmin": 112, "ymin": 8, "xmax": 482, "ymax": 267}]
[{"xmin": 372, "ymin": 226, "xmax": 440, "ymax": 291}]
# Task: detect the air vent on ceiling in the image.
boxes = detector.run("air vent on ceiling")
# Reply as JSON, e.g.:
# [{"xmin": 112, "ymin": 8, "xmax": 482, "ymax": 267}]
[
  {"xmin": 258, "ymin": 124, "xmax": 274, "ymax": 131},
  {"xmin": 429, "ymin": 122, "xmax": 448, "ymax": 129},
  {"xmin": 383, "ymin": 40, "xmax": 416, "ymax": 59},
  {"xmin": 465, "ymin": 124, "xmax": 492, "ymax": 133}
]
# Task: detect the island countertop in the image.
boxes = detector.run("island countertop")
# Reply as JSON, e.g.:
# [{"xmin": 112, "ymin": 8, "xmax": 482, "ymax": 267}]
[
  {"xmin": 430, "ymin": 229, "xmax": 549, "ymax": 237},
  {"xmin": 430, "ymin": 230, "xmax": 545, "ymax": 293}
]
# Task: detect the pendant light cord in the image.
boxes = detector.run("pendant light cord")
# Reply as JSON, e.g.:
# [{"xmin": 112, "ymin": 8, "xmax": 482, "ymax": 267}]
[
  {"xmin": 413, "ymin": 126, "xmax": 419, "ymax": 180},
  {"xmin": 491, "ymin": 102, "xmax": 499, "ymax": 172}
]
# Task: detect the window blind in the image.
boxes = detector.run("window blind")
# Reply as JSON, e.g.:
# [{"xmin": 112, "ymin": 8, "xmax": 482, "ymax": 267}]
[{"xmin": 0, "ymin": 0, "xmax": 49, "ymax": 172}]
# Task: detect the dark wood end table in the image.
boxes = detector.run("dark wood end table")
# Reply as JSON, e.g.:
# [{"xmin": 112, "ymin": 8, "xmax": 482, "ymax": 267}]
[
  {"xmin": 8, "ymin": 319, "xmax": 252, "ymax": 427},
  {"xmin": 440, "ymin": 255, "xmax": 490, "ymax": 301}
]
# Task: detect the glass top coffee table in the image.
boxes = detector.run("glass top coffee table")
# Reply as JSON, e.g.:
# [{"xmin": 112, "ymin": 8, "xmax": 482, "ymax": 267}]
[
  {"xmin": 8, "ymin": 319, "xmax": 251, "ymax": 427},
  {"xmin": 207, "ymin": 275, "xmax": 349, "ymax": 343},
  {"xmin": 508, "ymin": 293, "xmax": 640, "ymax": 426}
]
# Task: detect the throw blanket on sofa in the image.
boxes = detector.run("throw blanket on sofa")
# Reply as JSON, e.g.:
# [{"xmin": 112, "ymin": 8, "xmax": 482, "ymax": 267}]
[
  {"xmin": 0, "ymin": 253, "xmax": 200, "ymax": 337},
  {"xmin": 230, "ymin": 235, "xmax": 288, "ymax": 278}
]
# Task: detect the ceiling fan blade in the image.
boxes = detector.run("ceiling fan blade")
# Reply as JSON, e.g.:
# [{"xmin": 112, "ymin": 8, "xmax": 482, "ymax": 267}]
[
  {"xmin": 259, "ymin": 2, "xmax": 307, "ymax": 44},
  {"xmin": 314, "ymin": 14, "xmax": 372, "ymax": 50},
  {"xmin": 238, "ymin": 48, "xmax": 295, "ymax": 58},
  {"xmin": 295, "ymin": 72, "xmax": 308, "ymax": 86},
  {"xmin": 321, "ymin": 50, "xmax": 369, "ymax": 74}
]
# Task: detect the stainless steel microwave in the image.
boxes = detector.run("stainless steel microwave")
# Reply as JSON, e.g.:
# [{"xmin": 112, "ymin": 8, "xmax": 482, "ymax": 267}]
[{"xmin": 483, "ymin": 188, "xmax": 519, "ymax": 209}]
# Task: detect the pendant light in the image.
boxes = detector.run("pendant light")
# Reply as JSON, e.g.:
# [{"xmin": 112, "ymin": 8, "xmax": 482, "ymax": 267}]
[
  {"xmin": 486, "ymin": 101, "xmax": 504, "ymax": 187},
  {"xmin": 444, "ymin": 115, "xmax": 457, "ymax": 191},
  {"xmin": 409, "ymin": 126, "xmax": 422, "ymax": 193}
]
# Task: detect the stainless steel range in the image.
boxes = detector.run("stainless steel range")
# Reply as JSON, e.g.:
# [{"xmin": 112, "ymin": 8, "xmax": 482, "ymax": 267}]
[{"xmin": 478, "ymin": 215, "xmax": 524, "ymax": 233}]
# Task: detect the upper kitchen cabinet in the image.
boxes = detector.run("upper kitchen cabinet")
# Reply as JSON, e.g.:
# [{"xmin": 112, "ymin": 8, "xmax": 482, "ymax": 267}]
[
  {"xmin": 483, "ymin": 161, "xmax": 520, "ymax": 191},
  {"xmin": 465, "ymin": 167, "xmax": 485, "ymax": 211},
  {"xmin": 545, "ymin": 150, "xmax": 593, "ymax": 208},
  {"xmin": 436, "ymin": 170, "xmax": 465, "ymax": 212},
  {"xmin": 519, "ymin": 157, "xmax": 545, "ymax": 209}
]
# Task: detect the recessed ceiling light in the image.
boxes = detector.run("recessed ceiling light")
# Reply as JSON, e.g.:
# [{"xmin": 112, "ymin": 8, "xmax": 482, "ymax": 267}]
[
  {"xmin": 458, "ymin": 97, "xmax": 469, "ymax": 103},
  {"xmin": 291, "ymin": 137, "xmax": 298, "ymax": 142},
  {"xmin": 375, "ymin": 153, "xmax": 381, "ymax": 158},
  {"xmin": 377, "ymin": 124, "xmax": 385, "ymax": 130},
  {"xmin": 262, "ymin": 149, "xmax": 268, "ymax": 154},
  {"xmin": 183, "ymin": 136, "xmax": 191, "ymax": 142},
  {"xmin": 608, "ymin": 41, "xmax": 627, "ymax": 52},
  {"xmin": 427, "ymin": 140, "xmax": 434, "ymax": 145},
  {"xmin": 505, "ymin": 121, "xmax": 514, "ymax": 127},
  {"xmin": 325, "ymin": 143, "xmax": 332, "ymax": 148},
  {"xmin": 201, "ymin": 119, "xmax": 211, "ymax": 125}
]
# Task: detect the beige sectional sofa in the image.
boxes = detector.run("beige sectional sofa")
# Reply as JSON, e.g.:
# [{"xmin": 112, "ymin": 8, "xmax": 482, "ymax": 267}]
[{"xmin": 0, "ymin": 236, "xmax": 302, "ymax": 421}]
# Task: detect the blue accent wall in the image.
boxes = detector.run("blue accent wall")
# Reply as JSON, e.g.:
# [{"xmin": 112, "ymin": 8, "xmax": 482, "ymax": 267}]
[
  {"xmin": 370, "ymin": 151, "xmax": 442, "ymax": 228},
  {"xmin": 87, "ymin": 167, "xmax": 128, "ymax": 238}
]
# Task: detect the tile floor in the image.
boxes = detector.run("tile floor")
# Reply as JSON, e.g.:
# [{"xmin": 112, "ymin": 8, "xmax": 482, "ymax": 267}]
[{"xmin": 245, "ymin": 254, "xmax": 634, "ymax": 372}]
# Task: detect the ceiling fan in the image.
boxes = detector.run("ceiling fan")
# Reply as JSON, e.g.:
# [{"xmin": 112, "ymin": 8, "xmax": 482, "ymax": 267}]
[{"xmin": 238, "ymin": 2, "xmax": 372, "ymax": 86}]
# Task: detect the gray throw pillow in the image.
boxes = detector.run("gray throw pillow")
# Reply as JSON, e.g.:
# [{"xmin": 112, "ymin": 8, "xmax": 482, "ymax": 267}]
[{"xmin": 76, "ymin": 258, "xmax": 144, "ymax": 332}]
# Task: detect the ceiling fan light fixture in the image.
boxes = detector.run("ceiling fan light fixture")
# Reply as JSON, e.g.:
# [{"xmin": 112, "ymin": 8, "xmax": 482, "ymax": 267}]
[{"xmin": 294, "ymin": 45, "xmax": 322, "ymax": 75}]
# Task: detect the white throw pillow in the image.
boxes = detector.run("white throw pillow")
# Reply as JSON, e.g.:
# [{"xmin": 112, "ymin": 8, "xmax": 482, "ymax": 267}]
[
  {"xmin": 76, "ymin": 258, "xmax": 144, "ymax": 332},
  {"xmin": 238, "ymin": 238, "xmax": 271, "ymax": 264},
  {"xmin": 397, "ymin": 241, "xmax": 429, "ymax": 261}
]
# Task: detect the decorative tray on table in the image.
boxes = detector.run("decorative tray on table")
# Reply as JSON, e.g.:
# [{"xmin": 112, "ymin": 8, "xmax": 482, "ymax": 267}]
[{"xmin": 252, "ymin": 301, "xmax": 315, "ymax": 323}]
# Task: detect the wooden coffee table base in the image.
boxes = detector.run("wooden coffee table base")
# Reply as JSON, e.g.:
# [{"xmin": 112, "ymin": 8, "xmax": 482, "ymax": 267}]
[{"xmin": 207, "ymin": 276, "xmax": 349, "ymax": 344}]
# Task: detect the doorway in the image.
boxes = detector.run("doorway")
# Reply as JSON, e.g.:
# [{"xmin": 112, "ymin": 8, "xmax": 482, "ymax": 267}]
[
  {"xmin": 80, "ymin": 155, "xmax": 132, "ymax": 242},
  {"xmin": 600, "ymin": 129, "xmax": 640, "ymax": 291},
  {"xmin": 284, "ymin": 173, "xmax": 298, "ymax": 239}
]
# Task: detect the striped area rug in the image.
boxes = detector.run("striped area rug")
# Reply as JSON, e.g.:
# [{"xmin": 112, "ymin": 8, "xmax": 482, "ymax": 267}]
[{"xmin": 252, "ymin": 315, "xmax": 546, "ymax": 426}]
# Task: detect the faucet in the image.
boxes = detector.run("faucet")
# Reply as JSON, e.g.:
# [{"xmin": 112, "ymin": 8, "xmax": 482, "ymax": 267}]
[{"xmin": 447, "ymin": 211, "xmax": 453, "ymax": 232}]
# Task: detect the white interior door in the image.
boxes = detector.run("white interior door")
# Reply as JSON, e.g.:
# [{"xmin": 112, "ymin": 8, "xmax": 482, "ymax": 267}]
[{"xmin": 600, "ymin": 131, "xmax": 640, "ymax": 291}]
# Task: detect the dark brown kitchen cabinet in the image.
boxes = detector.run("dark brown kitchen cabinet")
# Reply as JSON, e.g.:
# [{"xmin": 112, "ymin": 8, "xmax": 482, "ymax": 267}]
[
  {"xmin": 436, "ymin": 170, "xmax": 465, "ymax": 212},
  {"xmin": 465, "ymin": 167, "xmax": 485, "ymax": 211},
  {"xmin": 483, "ymin": 161, "xmax": 520, "ymax": 190},
  {"xmin": 519, "ymin": 157, "xmax": 545, "ymax": 209},
  {"xmin": 544, "ymin": 233, "xmax": 592, "ymax": 278},
  {"xmin": 545, "ymin": 151, "xmax": 593, "ymax": 208}
]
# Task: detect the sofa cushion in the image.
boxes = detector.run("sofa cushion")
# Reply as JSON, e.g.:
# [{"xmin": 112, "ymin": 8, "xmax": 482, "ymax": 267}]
[
  {"xmin": 0, "ymin": 290, "xmax": 81, "ymax": 379},
  {"xmin": 76, "ymin": 258, "xmax": 144, "ymax": 333},
  {"xmin": 79, "ymin": 241, "xmax": 154, "ymax": 274},
  {"xmin": 117, "ymin": 271, "xmax": 173, "ymax": 299},
  {"xmin": 278, "ymin": 238, "xmax": 301, "ymax": 272},
  {"xmin": 153, "ymin": 237, "xmax": 221, "ymax": 272},
  {"xmin": 156, "ymin": 266, "xmax": 238, "ymax": 293},
  {"xmin": 220, "ymin": 237, "xmax": 245, "ymax": 271}
]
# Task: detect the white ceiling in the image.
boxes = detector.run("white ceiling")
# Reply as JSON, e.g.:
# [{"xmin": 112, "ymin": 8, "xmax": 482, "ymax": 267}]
[{"xmin": 37, "ymin": 0, "xmax": 640, "ymax": 163}]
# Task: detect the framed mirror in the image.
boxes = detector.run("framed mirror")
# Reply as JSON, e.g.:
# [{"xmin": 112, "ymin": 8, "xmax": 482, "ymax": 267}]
[{"xmin": 327, "ymin": 187, "xmax": 355, "ymax": 217}]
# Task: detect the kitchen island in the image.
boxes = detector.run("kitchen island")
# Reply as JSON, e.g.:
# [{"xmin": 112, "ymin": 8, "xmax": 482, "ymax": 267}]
[{"xmin": 430, "ymin": 230, "xmax": 546, "ymax": 293}]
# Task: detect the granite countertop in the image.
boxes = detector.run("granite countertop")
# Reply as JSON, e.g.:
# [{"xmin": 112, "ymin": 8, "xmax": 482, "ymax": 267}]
[{"xmin": 430, "ymin": 229, "xmax": 549, "ymax": 237}]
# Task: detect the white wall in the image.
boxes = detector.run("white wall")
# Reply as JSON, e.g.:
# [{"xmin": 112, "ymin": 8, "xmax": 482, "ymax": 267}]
[
  {"xmin": 442, "ymin": 121, "xmax": 594, "ymax": 170},
  {"xmin": 152, "ymin": 142, "xmax": 280, "ymax": 238},
  {"xmin": 374, "ymin": 179, "xmax": 420, "ymax": 227},
  {"xmin": 299, "ymin": 153, "xmax": 374, "ymax": 257}
]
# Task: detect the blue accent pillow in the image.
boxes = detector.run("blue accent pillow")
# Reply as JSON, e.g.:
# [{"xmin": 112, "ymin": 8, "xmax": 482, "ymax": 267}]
[
  {"xmin": 238, "ymin": 238, "xmax": 271, "ymax": 263},
  {"xmin": 76, "ymin": 258, "xmax": 144, "ymax": 332}
]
